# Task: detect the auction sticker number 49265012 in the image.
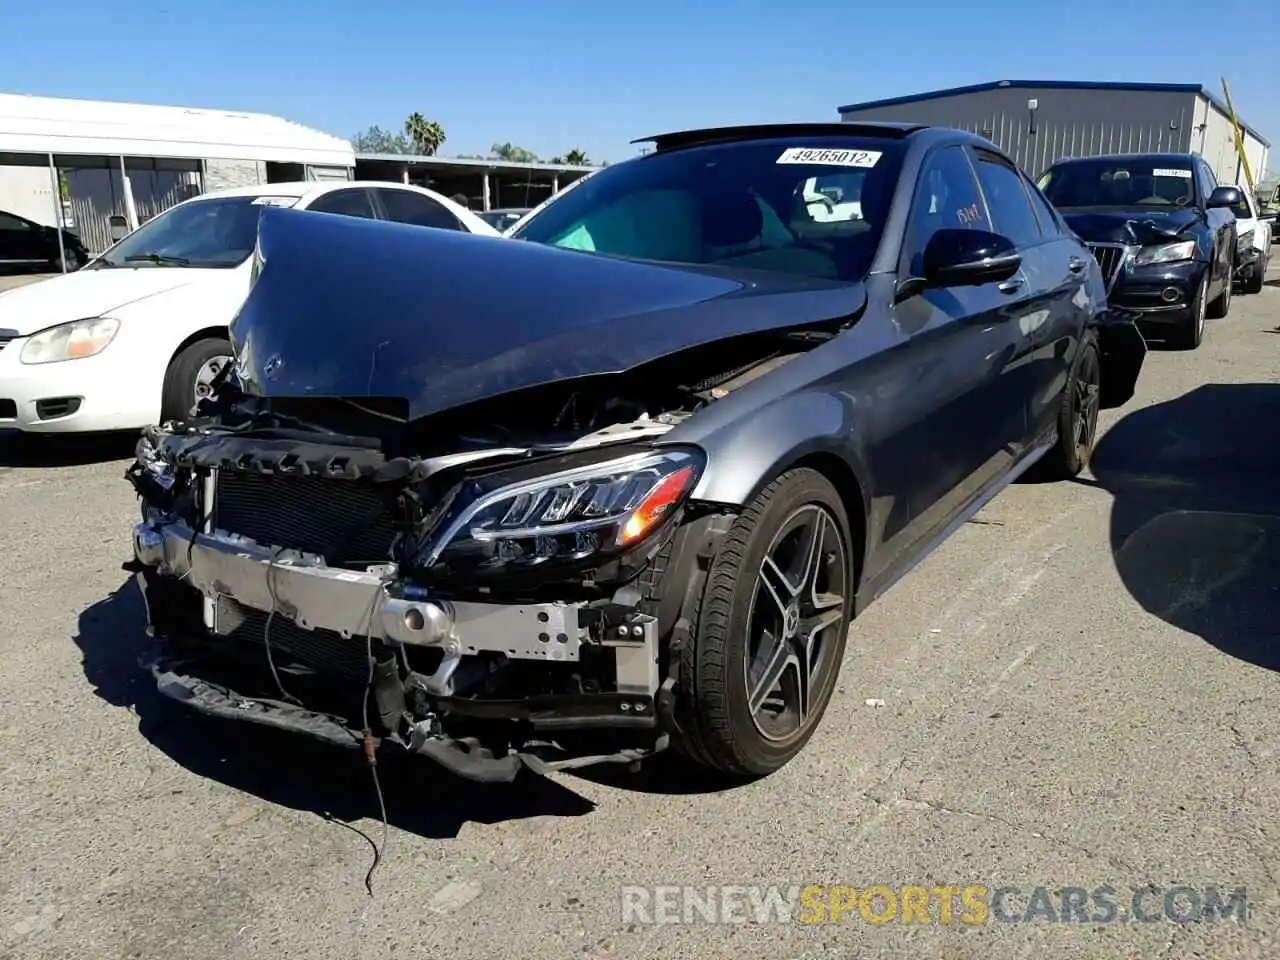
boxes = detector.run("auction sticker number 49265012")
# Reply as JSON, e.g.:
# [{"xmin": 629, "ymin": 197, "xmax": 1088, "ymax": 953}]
[{"xmin": 777, "ymin": 147, "xmax": 882, "ymax": 168}]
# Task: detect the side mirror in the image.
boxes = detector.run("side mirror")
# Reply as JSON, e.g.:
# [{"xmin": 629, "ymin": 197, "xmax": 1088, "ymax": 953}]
[
  {"xmin": 107, "ymin": 214, "xmax": 129, "ymax": 242},
  {"xmin": 921, "ymin": 228, "xmax": 1022, "ymax": 288},
  {"xmin": 1207, "ymin": 186, "xmax": 1243, "ymax": 209}
]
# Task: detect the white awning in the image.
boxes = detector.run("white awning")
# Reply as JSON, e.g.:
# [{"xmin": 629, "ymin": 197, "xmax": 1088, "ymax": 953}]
[{"xmin": 0, "ymin": 93, "xmax": 355, "ymax": 167}]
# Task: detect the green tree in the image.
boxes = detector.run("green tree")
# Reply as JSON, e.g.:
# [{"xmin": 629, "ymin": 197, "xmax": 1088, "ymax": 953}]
[
  {"xmin": 563, "ymin": 148, "xmax": 589, "ymax": 165},
  {"xmin": 490, "ymin": 142, "xmax": 539, "ymax": 163},
  {"xmin": 351, "ymin": 125, "xmax": 413, "ymax": 154},
  {"xmin": 405, "ymin": 113, "xmax": 446, "ymax": 155}
]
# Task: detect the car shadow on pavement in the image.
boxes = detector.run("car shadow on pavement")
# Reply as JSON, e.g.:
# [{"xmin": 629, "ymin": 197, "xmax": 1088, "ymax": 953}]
[
  {"xmin": 0, "ymin": 429, "xmax": 139, "ymax": 468},
  {"xmin": 1090, "ymin": 382, "xmax": 1280, "ymax": 671},
  {"xmin": 75, "ymin": 582, "xmax": 598, "ymax": 839}
]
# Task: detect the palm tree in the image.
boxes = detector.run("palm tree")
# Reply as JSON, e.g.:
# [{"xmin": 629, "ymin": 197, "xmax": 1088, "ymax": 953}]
[
  {"xmin": 404, "ymin": 113, "xmax": 446, "ymax": 155},
  {"xmin": 563, "ymin": 148, "xmax": 589, "ymax": 165}
]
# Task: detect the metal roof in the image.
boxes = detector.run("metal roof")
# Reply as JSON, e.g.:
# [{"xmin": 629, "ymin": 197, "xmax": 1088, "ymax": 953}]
[
  {"xmin": 0, "ymin": 92, "xmax": 355, "ymax": 165},
  {"xmin": 635, "ymin": 121, "xmax": 926, "ymax": 151},
  {"xmin": 836, "ymin": 81, "xmax": 1270, "ymax": 149},
  {"xmin": 356, "ymin": 153, "xmax": 598, "ymax": 174}
]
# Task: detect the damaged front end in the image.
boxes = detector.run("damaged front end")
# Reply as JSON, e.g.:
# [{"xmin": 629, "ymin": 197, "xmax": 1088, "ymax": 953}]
[{"xmin": 127, "ymin": 399, "xmax": 713, "ymax": 781}]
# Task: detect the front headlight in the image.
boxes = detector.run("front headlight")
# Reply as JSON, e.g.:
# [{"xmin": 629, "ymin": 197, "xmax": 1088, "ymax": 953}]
[
  {"xmin": 1133, "ymin": 240, "xmax": 1196, "ymax": 266},
  {"xmin": 20, "ymin": 317, "xmax": 120, "ymax": 364},
  {"xmin": 427, "ymin": 448, "xmax": 705, "ymax": 574}
]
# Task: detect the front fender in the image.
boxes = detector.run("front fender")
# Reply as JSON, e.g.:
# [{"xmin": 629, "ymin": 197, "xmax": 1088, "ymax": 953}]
[{"xmin": 677, "ymin": 389, "xmax": 867, "ymax": 509}]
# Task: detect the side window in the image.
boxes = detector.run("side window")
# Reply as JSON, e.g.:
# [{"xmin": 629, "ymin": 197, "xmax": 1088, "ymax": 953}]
[
  {"xmin": 1022, "ymin": 173, "xmax": 1062, "ymax": 237},
  {"xmin": 904, "ymin": 145, "xmax": 988, "ymax": 275},
  {"xmin": 1195, "ymin": 162, "xmax": 1216, "ymax": 203},
  {"xmin": 376, "ymin": 189, "xmax": 464, "ymax": 230},
  {"xmin": 307, "ymin": 189, "xmax": 377, "ymax": 219},
  {"xmin": 0, "ymin": 213, "xmax": 33, "ymax": 230},
  {"xmin": 971, "ymin": 151, "xmax": 1043, "ymax": 247}
]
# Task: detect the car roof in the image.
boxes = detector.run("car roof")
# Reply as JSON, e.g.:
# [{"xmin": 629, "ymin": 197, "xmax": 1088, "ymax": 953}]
[
  {"xmin": 192, "ymin": 180, "xmax": 436, "ymax": 201},
  {"xmin": 634, "ymin": 121, "xmax": 929, "ymax": 152}
]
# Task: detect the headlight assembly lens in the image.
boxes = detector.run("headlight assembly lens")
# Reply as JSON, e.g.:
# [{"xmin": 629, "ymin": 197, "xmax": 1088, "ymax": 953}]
[
  {"xmin": 1134, "ymin": 240, "xmax": 1196, "ymax": 266},
  {"xmin": 429, "ymin": 448, "xmax": 704, "ymax": 573},
  {"xmin": 20, "ymin": 317, "xmax": 120, "ymax": 364}
]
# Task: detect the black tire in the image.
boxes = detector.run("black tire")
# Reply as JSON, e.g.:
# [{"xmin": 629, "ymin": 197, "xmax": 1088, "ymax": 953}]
[
  {"xmin": 161, "ymin": 338, "xmax": 233, "ymax": 423},
  {"xmin": 672, "ymin": 468, "xmax": 855, "ymax": 776},
  {"xmin": 1034, "ymin": 330, "xmax": 1101, "ymax": 480},
  {"xmin": 1244, "ymin": 260, "xmax": 1265, "ymax": 294},
  {"xmin": 1173, "ymin": 272, "xmax": 1208, "ymax": 350},
  {"xmin": 1207, "ymin": 256, "xmax": 1232, "ymax": 319}
]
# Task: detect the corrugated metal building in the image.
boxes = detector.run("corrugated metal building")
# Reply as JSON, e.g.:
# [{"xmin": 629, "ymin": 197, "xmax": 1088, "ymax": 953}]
[{"xmin": 836, "ymin": 80, "xmax": 1270, "ymax": 186}]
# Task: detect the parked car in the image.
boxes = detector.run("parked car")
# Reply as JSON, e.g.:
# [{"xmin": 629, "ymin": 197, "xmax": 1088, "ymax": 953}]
[
  {"xmin": 1037, "ymin": 153, "xmax": 1239, "ymax": 350},
  {"xmin": 0, "ymin": 182, "xmax": 498, "ymax": 435},
  {"xmin": 0, "ymin": 209, "xmax": 90, "ymax": 273},
  {"xmin": 1226, "ymin": 186, "xmax": 1273, "ymax": 293},
  {"xmin": 128, "ymin": 123, "xmax": 1146, "ymax": 782},
  {"xmin": 476, "ymin": 207, "xmax": 531, "ymax": 232}
]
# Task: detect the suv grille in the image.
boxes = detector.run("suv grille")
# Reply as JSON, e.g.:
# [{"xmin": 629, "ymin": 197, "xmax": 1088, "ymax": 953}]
[
  {"xmin": 1087, "ymin": 243, "xmax": 1131, "ymax": 292},
  {"xmin": 211, "ymin": 470, "xmax": 399, "ymax": 567}
]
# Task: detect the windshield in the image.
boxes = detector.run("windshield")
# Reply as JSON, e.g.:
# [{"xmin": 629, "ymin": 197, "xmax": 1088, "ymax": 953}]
[
  {"xmin": 510, "ymin": 137, "xmax": 906, "ymax": 281},
  {"xmin": 97, "ymin": 195, "xmax": 297, "ymax": 269},
  {"xmin": 1038, "ymin": 158, "xmax": 1198, "ymax": 209}
]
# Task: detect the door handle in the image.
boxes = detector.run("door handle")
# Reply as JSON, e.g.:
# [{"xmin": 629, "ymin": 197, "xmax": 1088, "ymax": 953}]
[
  {"xmin": 1068, "ymin": 256, "xmax": 1087, "ymax": 273},
  {"xmin": 997, "ymin": 278, "xmax": 1023, "ymax": 294}
]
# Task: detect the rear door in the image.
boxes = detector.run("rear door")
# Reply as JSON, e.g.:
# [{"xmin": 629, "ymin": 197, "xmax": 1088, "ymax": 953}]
[
  {"xmin": 970, "ymin": 150, "xmax": 1087, "ymax": 447},
  {"xmin": 371, "ymin": 188, "xmax": 467, "ymax": 231}
]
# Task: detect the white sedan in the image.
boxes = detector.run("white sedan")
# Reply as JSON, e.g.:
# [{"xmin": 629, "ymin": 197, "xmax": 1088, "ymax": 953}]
[{"xmin": 0, "ymin": 181, "xmax": 499, "ymax": 434}]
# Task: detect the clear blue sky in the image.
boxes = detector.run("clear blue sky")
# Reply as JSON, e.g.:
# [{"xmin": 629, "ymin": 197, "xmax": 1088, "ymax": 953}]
[{"xmin": 3, "ymin": 0, "xmax": 1276, "ymax": 173}]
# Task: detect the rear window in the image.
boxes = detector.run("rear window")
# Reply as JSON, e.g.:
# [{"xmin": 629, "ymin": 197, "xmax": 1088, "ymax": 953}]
[{"xmin": 511, "ymin": 138, "xmax": 907, "ymax": 281}]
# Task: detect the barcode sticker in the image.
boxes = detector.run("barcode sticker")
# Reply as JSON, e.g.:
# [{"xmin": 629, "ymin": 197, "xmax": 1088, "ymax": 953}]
[
  {"xmin": 1153, "ymin": 168, "xmax": 1192, "ymax": 179},
  {"xmin": 777, "ymin": 147, "xmax": 882, "ymax": 168}
]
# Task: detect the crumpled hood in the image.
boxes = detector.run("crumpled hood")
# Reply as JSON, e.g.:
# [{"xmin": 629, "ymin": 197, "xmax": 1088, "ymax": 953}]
[
  {"xmin": 1061, "ymin": 207, "xmax": 1204, "ymax": 245},
  {"xmin": 0, "ymin": 265, "xmax": 211, "ymax": 336},
  {"xmin": 229, "ymin": 206, "xmax": 862, "ymax": 421}
]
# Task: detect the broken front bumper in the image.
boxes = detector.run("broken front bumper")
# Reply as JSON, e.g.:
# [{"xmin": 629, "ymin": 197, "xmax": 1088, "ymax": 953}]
[{"xmin": 131, "ymin": 516, "xmax": 667, "ymax": 781}]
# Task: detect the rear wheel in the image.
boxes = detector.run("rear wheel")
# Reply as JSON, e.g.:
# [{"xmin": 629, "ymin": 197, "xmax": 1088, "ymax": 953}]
[
  {"xmin": 1035, "ymin": 330, "xmax": 1101, "ymax": 480},
  {"xmin": 161, "ymin": 338, "xmax": 233, "ymax": 423},
  {"xmin": 673, "ymin": 468, "xmax": 854, "ymax": 776}
]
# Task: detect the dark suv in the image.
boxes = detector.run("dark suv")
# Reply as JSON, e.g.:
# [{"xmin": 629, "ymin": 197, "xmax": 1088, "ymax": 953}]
[{"xmin": 1037, "ymin": 153, "xmax": 1240, "ymax": 349}]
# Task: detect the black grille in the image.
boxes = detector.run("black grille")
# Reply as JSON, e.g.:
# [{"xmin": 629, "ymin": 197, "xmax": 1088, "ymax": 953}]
[
  {"xmin": 212, "ymin": 470, "xmax": 399, "ymax": 567},
  {"xmin": 1087, "ymin": 244, "xmax": 1127, "ymax": 289},
  {"xmin": 216, "ymin": 598, "xmax": 371, "ymax": 679}
]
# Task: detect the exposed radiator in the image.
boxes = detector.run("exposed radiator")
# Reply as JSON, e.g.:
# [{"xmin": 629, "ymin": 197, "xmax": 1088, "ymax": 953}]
[
  {"xmin": 211, "ymin": 469, "xmax": 399, "ymax": 567},
  {"xmin": 214, "ymin": 596, "xmax": 372, "ymax": 680}
]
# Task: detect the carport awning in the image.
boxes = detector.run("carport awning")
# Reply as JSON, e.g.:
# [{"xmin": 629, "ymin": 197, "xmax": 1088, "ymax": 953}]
[{"xmin": 0, "ymin": 93, "xmax": 354, "ymax": 167}]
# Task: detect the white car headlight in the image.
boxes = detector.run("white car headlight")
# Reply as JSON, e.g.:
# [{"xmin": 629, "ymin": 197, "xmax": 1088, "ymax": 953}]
[
  {"xmin": 20, "ymin": 317, "xmax": 120, "ymax": 365},
  {"xmin": 1133, "ymin": 240, "xmax": 1196, "ymax": 266}
]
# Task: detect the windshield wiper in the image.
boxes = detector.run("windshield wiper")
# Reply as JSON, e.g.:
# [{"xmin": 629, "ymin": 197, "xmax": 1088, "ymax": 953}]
[{"xmin": 124, "ymin": 253, "xmax": 192, "ymax": 266}]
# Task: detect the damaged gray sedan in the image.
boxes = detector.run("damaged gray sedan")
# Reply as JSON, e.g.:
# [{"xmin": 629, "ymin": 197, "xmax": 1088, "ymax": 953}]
[{"xmin": 127, "ymin": 123, "xmax": 1146, "ymax": 782}]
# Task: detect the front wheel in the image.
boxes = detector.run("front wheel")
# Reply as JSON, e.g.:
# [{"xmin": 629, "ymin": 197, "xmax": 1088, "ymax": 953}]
[
  {"xmin": 160, "ymin": 338, "xmax": 233, "ymax": 423},
  {"xmin": 673, "ymin": 468, "xmax": 855, "ymax": 776},
  {"xmin": 1244, "ymin": 258, "xmax": 1266, "ymax": 294},
  {"xmin": 1206, "ymin": 255, "xmax": 1233, "ymax": 319}
]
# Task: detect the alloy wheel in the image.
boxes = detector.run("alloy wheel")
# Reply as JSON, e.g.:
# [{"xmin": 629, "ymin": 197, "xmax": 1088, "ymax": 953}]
[
  {"xmin": 1195, "ymin": 277, "xmax": 1207, "ymax": 340},
  {"xmin": 1073, "ymin": 345, "xmax": 1102, "ymax": 460},
  {"xmin": 744, "ymin": 504, "xmax": 848, "ymax": 742},
  {"xmin": 193, "ymin": 356, "xmax": 232, "ymax": 405}
]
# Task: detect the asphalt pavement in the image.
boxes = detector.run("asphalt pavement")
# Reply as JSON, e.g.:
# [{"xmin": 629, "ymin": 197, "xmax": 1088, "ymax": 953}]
[{"xmin": 1, "ymin": 273, "xmax": 1278, "ymax": 960}]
